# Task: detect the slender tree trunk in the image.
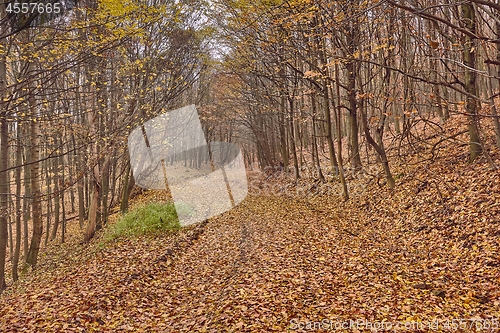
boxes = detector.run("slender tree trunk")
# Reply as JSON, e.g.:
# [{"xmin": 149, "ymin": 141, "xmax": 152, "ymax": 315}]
[
  {"xmin": 288, "ymin": 98, "xmax": 300, "ymax": 179},
  {"xmin": 311, "ymin": 93, "xmax": 324, "ymax": 181},
  {"xmin": 108, "ymin": 157, "xmax": 119, "ymax": 209},
  {"xmin": 360, "ymin": 104, "xmax": 396, "ymax": 189},
  {"xmin": 68, "ymin": 149, "xmax": 76, "ymax": 214},
  {"xmin": 278, "ymin": 95, "xmax": 289, "ymax": 171},
  {"xmin": 44, "ymin": 149, "xmax": 51, "ymax": 246},
  {"xmin": 85, "ymin": 180, "xmax": 99, "ymax": 242},
  {"xmin": 0, "ymin": 108, "xmax": 8, "ymax": 292},
  {"xmin": 7, "ymin": 193, "xmax": 12, "ymax": 263},
  {"xmin": 85, "ymin": 138, "xmax": 101, "ymax": 242},
  {"xmin": 427, "ymin": 17, "xmax": 446, "ymax": 123},
  {"xmin": 50, "ymin": 143, "xmax": 60, "ymax": 241},
  {"xmin": 346, "ymin": 61, "xmax": 362, "ymax": 169},
  {"xmin": 0, "ymin": 2, "xmax": 8, "ymax": 292},
  {"xmin": 323, "ymin": 86, "xmax": 339, "ymax": 174},
  {"xmin": 314, "ymin": 18, "xmax": 339, "ymax": 176},
  {"xmin": 26, "ymin": 94, "xmax": 43, "ymax": 269},
  {"xmin": 12, "ymin": 124, "xmax": 22, "ymax": 281},
  {"xmin": 84, "ymin": 67, "xmax": 102, "ymax": 242},
  {"xmin": 334, "ymin": 63, "xmax": 348, "ymax": 199},
  {"xmin": 346, "ymin": 16, "xmax": 363, "ymax": 170},
  {"xmin": 492, "ymin": 10, "xmax": 500, "ymax": 149},
  {"xmin": 461, "ymin": 2, "xmax": 482, "ymax": 162},
  {"xmin": 23, "ymin": 141, "xmax": 30, "ymax": 264},
  {"xmin": 73, "ymin": 133, "xmax": 85, "ymax": 229},
  {"xmin": 100, "ymin": 153, "xmax": 112, "ymax": 226},
  {"xmin": 120, "ymin": 159, "xmax": 132, "ymax": 214},
  {"xmin": 61, "ymin": 178, "xmax": 66, "ymax": 244}
]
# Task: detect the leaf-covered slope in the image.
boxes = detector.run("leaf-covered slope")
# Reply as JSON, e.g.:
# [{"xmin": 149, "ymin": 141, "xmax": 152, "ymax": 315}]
[{"xmin": 1, "ymin": 145, "xmax": 499, "ymax": 332}]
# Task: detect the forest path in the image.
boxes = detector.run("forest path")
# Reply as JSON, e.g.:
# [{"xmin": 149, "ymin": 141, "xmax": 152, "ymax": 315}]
[{"xmin": 1, "ymin": 190, "xmax": 499, "ymax": 332}]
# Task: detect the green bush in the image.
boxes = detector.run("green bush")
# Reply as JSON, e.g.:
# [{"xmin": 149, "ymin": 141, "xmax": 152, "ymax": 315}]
[{"xmin": 104, "ymin": 202, "xmax": 182, "ymax": 241}]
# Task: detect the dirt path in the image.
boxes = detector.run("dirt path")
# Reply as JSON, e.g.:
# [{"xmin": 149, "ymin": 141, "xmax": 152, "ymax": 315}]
[{"xmin": 1, "ymin": 193, "xmax": 499, "ymax": 332}]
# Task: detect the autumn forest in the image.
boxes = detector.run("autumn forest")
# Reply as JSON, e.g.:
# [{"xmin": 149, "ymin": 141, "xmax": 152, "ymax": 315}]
[{"xmin": 0, "ymin": 0, "xmax": 500, "ymax": 331}]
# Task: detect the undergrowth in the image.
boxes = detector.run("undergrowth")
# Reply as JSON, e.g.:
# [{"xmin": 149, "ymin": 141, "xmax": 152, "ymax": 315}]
[{"xmin": 103, "ymin": 202, "xmax": 181, "ymax": 242}]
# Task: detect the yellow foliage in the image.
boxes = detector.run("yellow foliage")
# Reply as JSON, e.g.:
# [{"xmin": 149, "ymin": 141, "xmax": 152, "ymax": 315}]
[{"xmin": 99, "ymin": 0, "xmax": 137, "ymax": 16}]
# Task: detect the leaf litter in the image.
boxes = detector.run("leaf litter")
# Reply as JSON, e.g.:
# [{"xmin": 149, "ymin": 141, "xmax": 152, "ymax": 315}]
[{"xmin": 1, "ymin": 122, "xmax": 500, "ymax": 332}]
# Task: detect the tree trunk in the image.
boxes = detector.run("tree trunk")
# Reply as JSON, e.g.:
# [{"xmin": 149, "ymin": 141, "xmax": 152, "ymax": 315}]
[
  {"xmin": 26, "ymin": 98, "xmax": 43, "ymax": 269},
  {"xmin": 288, "ymin": 98, "xmax": 300, "ymax": 179},
  {"xmin": 61, "ymin": 179, "xmax": 66, "ymax": 244},
  {"xmin": 85, "ymin": 181, "xmax": 100, "ymax": 242},
  {"xmin": 278, "ymin": 95, "xmax": 289, "ymax": 171},
  {"xmin": 360, "ymin": 104, "xmax": 396, "ymax": 189},
  {"xmin": 461, "ymin": 2, "xmax": 482, "ymax": 162},
  {"xmin": 74, "ymin": 133, "xmax": 85, "ymax": 229},
  {"xmin": 100, "ymin": 154, "xmax": 112, "ymax": 226},
  {"xmin": 0, "ymin": 107, "xmax": 8, "ymax": 292},
  {"xmin": 493, "ymin": 10, "xmax": 500, "ymax": 149},
  {"xmin": 346, "ymin": 15, "xmax": 363, "ymax": 170},
  {"xmin": 346, "ymin": 60, "xmax": 362, "ymax": 170},
  {"xmin": 12, "ymin": 124, "xmax": 22, "ymax": 281},
  {"xmin": 50, "ymin": 144, "xmax": 60, "ymax": 241},
  {"xmin": 334, "ymin": 63, "xmax": 349, "ymax": 199},
  {"xmin": 120, "ymin": 159, "xmax": 132, "ymax": 214},
  {"xmin": 311, "ymin": 93, "xmax": 324, "ymax": 181},
  {"xmin": 43, "ymin": 149, "xmax": 51, "ymax": 246},
  {"xmin": 0, "ymin": 2, "xmax": 8, "ymax": 292},
  {"xmin": 314, "ymin": 17, "xmax": 339, "ymax": 176},
  {"xmin": 23, "ymin": 139, "xmax": 30, "ymax": 264}
]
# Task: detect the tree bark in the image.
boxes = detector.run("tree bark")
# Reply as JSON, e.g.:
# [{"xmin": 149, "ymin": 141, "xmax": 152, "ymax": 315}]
[
  {"xmin": 0, "ymin": 1, "xmax": 8, "ymax": 293},
  {"xmin": 26, "ymin": 95, "xmax": 43, "ymax": 269},
  {"xmin": 345, "ymin": 11, "xmax": 363, "ymax": 170},
  {"xmin": 288, "ymin": 97, "xmax": 300, "ymax": 179},
  {"xmin": 334, "ymin": 63, "xmax": 349, "ymax": 199},
  {"xmin": 12, "ymin": 123, "xmax": 22, "ymax": 281},
  {"xmin": 0, "ymin": 107, "xmax": 8, "ymax": 292},
  {"xmin": 311, "ymin": 93, "xmax": 324, "ymax": 181},
  {"xmin": 461, "ymin": 2, "xmax": 482, "ymax": 162}
]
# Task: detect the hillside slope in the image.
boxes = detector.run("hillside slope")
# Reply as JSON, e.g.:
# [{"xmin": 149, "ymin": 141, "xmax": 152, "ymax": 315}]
[{"xmin": 1, "ymin": 119, "xmax": 499, "ymax": 332}]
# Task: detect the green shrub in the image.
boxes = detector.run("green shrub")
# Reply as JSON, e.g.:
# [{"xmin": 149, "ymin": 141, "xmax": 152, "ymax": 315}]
[{"xmin": 104, "ymin": 202, "xmax": 182, "ymax": 241}]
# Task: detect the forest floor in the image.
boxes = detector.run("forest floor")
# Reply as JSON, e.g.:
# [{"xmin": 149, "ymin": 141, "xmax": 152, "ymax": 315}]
[{"xmin": 1, "ymin": 116, "xmax": 500, "ymax": 332}]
